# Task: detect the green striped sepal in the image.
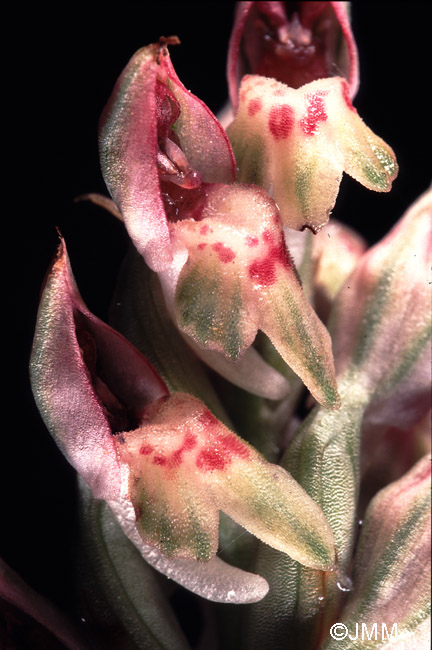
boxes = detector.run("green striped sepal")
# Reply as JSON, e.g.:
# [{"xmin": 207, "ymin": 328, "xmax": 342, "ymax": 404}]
[
  {"xmin": 172, "ymin": 183, "xmax": 340, "ymax": 409},
  {"xmin": 321, "ymin": 456, "xmax": 431, "ymax": 649},
  {"xmin": 330, "ymin": 187, "xmax": 432, "ymax": 431},
  {"xmin": 116, "ymin": 391, "xmax": 336, "ymax": 570},
  {"xmin": 98, "ymin": 39, "xmax": 235, "ymax": 272},
  {"xmin": 227, "ymin": 75, "xmax": 398, "ymax": 232}
]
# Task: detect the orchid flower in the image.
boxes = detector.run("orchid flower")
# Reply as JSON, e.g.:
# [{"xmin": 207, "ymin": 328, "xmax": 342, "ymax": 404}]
[
  {"xmin": 99, "ymin": 37, "xmax": 340, "ymax": 408},
  {"xmin": 227, "ymin": 74, "xmax": 398, "ymax": 232},
  {"xmin": 30, "ymin": 239, "xmax": 336, "ymax": 604},
  {"xmin": 227, "ymin": 1, "xmax": 359, "ymax": 111}
]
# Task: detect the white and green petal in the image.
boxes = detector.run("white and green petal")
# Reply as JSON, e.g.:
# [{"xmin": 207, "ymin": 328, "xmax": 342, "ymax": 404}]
[
  {"xmin": 99, "ymin": 39, "xmax": 235, "ymax": 272},
  {"xmin": 116, "ymin": 391, "xmax": 335, "ymax": 570},
  {"xmin": 227, "ymin": 75, "xmax": 398, "ymax": 232},
  {"xmin": 169, "ymin": 183, "xmax": 340, "ymax": 409}
]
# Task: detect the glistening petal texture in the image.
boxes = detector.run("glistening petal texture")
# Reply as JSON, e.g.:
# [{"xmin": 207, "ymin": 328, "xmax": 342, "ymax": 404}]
[
  {"xmin": 240, "ymin": 374, "xmax": 372, "ymax": 650},
  {"xmin": 227, "ymin": 75, "xmax": 397, "ymax": 232},
  {"xmin": 172, "ymin": 184, "xmax": 340, "ymax": 408},
  {"xmin": 116, "ymin": 392, "xmax": 335, "ymax": 570},
  {"xmin": 107, "ymin": 491, "xmax": 269, "ymax": 604},
  {"xmin": 30, "ymin": 242, "xmax": 121, "ymax": 499},
  {"xmin": 162, "ymin": 48, "xmax": 236, "ymax": 183}
]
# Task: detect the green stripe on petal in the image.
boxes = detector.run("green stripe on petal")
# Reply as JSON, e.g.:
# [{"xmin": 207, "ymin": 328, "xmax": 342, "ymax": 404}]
[
  {"xmin": 116, "ymin": 392, "xmax": 335, "ymax": 569},
  {"xmin": 176, "ymin": 258, "xmax": 245, "ymax": 361},
  {"xmin": 227, "ymin": 75, "xmax": 397, "ymax": 232},
  {"xmin": 172, "ymin": 184, "xmax": 340, "ymax": 408},
  {"xmin": 241, "ymin": 373, "xmax": 371, "ymax": 650},
  {"xmin": 259, "ymin": 274, "xmax": 340, "ymax": 409}
]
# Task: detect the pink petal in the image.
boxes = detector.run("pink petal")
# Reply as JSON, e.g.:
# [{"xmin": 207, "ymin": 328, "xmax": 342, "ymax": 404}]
[
  {"xmin": 99, "ymin": 40, "xmax": 235, "ymax": 272},
  {"xmin": 30, "ymin": 239, "xmax": 168, "ymax": 499}
]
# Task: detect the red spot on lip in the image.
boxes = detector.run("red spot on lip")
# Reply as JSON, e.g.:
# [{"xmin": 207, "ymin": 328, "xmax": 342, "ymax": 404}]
[
  {"xmin": 169, "ymin": 432, "xmax": 198, "ymax": 467},
  {"xmin": 148, "ymin": 432, "xmax": 198, "ymax": 469},
  {"xmin": 249, "ymin": 238, "xmax": 291, "ymax": 287},
  {"xmin": 139, "ymin": 444, "xmax": 153, "ymax": 455},
  {"xmin": 212, "ymin": 242, "xmax": 236, "ymax": 263},
  {"xmin": 248, "ymin": 98, "xmax": 262, "ymax": 117},
  {"xmin": 153, "ymin": 455, "xmax": 167, "ymax": 466},
  {"xmin": 249, "ymin": 257, "xmax": 276, "ymax": 286},
  {"xmin": 182, "ymin": 431, "xmax": 198, "ymax": 451},
  {"xmin": 197, "ymin": 242, "xmax": 207, "ymax": 250},
  {"xmin": 196, "ymin": 447, "xmax": 226, "ymax": 471},
  {"xmin": 268, "ymin": 104, "xmax": 295, "ymax": 140},
  {"xmin": 195, "ymin": 421, "xmax": 250, "ymax": 472},
  {"xmin": 219, "ymin": 432, "xmax": 250, "ymax": 460},
  {"xmin": 300, "ymin": 91, "xmax": 328, "ymax": 136},
  {"xmin": 200, "ymin": 224, "xmax": 209, "ymax": 235},
  {"xmin": 198, "ymin": 409, "xmax": 218, "ymax": 428},
  {"xmin": 246, "ymin": 235, "xmax": 259, "ymax": 247}
]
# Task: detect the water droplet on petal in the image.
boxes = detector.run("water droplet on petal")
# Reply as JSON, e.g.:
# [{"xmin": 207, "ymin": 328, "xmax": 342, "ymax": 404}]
[{"xmin": 336, "ymin": 573, "xmax": 353, "ymax": 592}]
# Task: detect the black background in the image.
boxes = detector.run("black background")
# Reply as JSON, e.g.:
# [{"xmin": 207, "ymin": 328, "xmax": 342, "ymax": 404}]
[{"xmin": 4, "ymin": 1, "xmax": 431, "ymax": 625}]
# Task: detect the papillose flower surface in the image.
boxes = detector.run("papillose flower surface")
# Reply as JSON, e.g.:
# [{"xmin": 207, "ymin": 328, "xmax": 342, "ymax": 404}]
[
  {"xmin": 27, "ymin": 3, "xmax": 431, "ymax": 649},
  {"xmin": 227, "ymin": 74, "xmax": 398, "ymax": 232},
  {"xmin": 30, "ymin": 240, "xmax": 335, "ymax": 600},
  {"xmin": 99, "ymin": 37, "xmax": 340, "ymax": 409}
]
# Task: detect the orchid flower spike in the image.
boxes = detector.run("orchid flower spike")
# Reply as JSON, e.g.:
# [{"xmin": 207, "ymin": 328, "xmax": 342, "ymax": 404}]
[
  {"xmin": 30, "ymin": 240, "xmax": 336, "ymax": 602},
  {"xmin": 227, "ymin": 1, "xmax": 359, "ymax": 111},
  {"xmin": 227, "ymin": 74, "xmax": 398, "ymax": 232}
]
